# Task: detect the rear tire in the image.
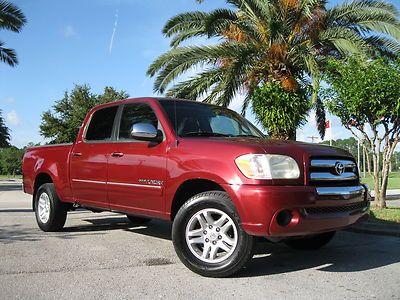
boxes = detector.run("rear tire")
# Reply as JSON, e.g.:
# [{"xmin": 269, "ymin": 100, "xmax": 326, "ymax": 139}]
[
  {"xmin": 35, "ymin": 183, "xmax": 68, "ymax": 232},
  {"xmin": 284, "ymin": 231, "xmax": 336, "ymax": 250},
  {"xmin": 126, "ymin": 215, "xmax": 151, "ymax": 225},
  {"xmin": 172, "ymin": 191, "xmax": 255, "ymax": 277}
]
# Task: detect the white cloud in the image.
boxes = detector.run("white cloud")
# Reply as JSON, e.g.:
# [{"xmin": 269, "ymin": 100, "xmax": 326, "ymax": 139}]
[
  {"xmin": 6, "ymin": 110, "xmax": 20, "ymax": 126},
  {"xmin": 62, "ymin": 25, "xmax": 75, "ymax": 38},
  {"xmin": 1, "ymin": 97, "xmax": 15, "ymax": 104}
]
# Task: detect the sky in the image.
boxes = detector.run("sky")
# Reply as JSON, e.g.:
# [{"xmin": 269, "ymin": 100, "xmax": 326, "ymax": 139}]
[{"xmin": 1, "ymin": 0, "xmax": 399, "ymax": 147}]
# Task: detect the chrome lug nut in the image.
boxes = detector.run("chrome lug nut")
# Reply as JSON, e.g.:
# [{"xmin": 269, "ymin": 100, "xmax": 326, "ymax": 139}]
[{"xmin": 205, "ymin": 238, "xmax": 209, "ymax": 242}]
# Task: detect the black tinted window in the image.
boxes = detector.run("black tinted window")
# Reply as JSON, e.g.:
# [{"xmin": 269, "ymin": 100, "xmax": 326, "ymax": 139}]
[
  {"xmin": 85, "ymin": 106, "xmax": 118, "ymax": 141},
  {"xmin": 118, "ymin": 103, "xmax": 158, "ymax": 140}
]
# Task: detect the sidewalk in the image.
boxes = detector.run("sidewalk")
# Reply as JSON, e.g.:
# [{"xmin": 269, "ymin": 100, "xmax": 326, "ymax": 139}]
[
  {"xmin": 0, "ymin": 179, "xmax": 22, "ymax": 185},
  {"xmin": 370, "ymin": 189, "xmax": 400, "ymax": 200}
]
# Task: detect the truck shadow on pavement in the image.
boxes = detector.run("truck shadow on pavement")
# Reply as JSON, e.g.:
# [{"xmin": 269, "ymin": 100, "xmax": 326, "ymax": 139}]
[
  {"xmin": 67, "ymin": 216, "xmax": 400, "ymax": 278},
  {"xmin": 238, "ymin": 233, "xmax": 400, "ymax": 277},
  {"xmin": 2, "ymin": 213, "xmax": 399, "ymax": 277}
]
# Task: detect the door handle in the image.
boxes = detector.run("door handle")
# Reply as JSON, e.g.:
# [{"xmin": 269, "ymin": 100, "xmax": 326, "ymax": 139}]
[
  {"xmin": 72, "ymin": 152, "xmax": 82, "ymax": 157},
  {"xmin": 111, "ymin": 152, "xmax": 124, "ymax": 157}
]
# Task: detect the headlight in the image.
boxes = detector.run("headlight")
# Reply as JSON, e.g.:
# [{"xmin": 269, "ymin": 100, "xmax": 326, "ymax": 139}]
[{"xmin": 235, "ymin": 154, "xmax": 300, "ymax": 179}]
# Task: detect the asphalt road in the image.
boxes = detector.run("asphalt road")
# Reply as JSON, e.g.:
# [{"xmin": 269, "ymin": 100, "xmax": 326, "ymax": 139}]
[{"xmin": 1, "ymin": 184, "xmax": 400, "ymax": 300}]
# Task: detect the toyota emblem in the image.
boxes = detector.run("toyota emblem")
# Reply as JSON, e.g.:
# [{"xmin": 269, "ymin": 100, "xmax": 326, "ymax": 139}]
[{"xmin": 334, "ymin": 162, "xmax": 345, "ymax": 175}]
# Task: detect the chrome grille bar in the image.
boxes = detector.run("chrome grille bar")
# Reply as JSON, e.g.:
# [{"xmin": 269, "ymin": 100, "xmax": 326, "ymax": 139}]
[
  {"xmin": 309, "ymin": 157, "xmax": 359, "ymax": 185},
  {"xmin": 310, "ymin": 159, "xmax": 355, "ymax": 168},
  {"xmin": 310, "ymin": 172, "xmax": 358, "ymax": 181},
  {"xmin": 316, "ymin": 186, "xmax": 364, "ymax": 197}
]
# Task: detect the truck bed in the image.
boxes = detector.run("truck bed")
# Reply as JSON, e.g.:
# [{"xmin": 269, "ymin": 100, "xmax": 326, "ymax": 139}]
[{"xmin": 23, "ymin": 143, "xmax": 74, "ymax": 198}]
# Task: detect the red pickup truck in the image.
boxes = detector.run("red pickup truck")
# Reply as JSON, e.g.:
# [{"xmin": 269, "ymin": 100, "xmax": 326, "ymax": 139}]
[{"xmin": 23, "ymin": 97, "xmax": 369, "ymax": 277}]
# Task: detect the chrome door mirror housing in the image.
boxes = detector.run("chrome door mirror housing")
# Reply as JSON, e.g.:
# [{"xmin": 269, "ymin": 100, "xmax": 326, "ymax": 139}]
[{"xmin": 130, "ymin": 123, "xmax": 162, "ymax": 142}]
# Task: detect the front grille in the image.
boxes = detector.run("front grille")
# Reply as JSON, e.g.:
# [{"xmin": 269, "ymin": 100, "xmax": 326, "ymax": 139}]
[
  {"xmin": 304, "ymin": 201, "xmax": 368, "ymax": 215},
  {"xmin": 309, "ymin": 157, "xmax": 359, "ymax": 186}
]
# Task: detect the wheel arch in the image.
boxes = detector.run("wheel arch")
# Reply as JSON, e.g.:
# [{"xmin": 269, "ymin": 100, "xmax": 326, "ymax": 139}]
[
  {"xmin": 32, "ymin": 172, "xmax": 54, "ymax": 211},
  {"xmin": 170, "ymin": 178, "xmax": 227, "ymax": 220}
]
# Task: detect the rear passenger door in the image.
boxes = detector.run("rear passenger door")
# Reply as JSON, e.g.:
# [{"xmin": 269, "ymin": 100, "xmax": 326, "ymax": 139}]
[
  {"xmin": 70, "ymin": 105, "xmax": 118, "ymax": 209},
  {"xmin": 107, "ymin": 102, "xmax": 168, "ymax": 216}
]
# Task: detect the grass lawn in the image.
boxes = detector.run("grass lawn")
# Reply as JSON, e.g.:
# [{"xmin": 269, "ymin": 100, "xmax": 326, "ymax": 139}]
[
  {"xmin": 360, "ymin": 172, "xmax": 400, "ymax": 190},
  {"xmin": 0, "ymin": 175, "xmax": 22, "ymax": 180},
  {"xmin": 369, "ymin": 207, "xmax": 400, "ymax": 225}
]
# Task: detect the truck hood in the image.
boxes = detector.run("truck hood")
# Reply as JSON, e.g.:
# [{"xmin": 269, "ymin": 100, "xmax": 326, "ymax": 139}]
[
  {"xmin": 233, "ymin": 137, "xmax": 352, "ymax": 158},
  {"xmin": 181, "ymin": 137, "xmax": 353, "ymax": 159}
]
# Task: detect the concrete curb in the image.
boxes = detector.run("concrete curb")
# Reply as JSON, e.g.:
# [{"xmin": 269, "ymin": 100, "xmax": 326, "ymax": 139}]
[
  {"xmin": 346, "ymin": 222, "xmax": 400, "ymax": 237},
  {"xmin": 0, "ymin": 181, "xmax": 22, "ymax": 185}
]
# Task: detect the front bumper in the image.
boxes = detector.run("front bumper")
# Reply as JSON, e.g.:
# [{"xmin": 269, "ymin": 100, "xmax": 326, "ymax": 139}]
[{"xmin": 222, "ymin": 183, "xmax": 369, "ymax": 237}]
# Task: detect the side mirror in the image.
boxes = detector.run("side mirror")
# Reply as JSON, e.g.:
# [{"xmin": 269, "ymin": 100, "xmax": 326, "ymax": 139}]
[{"xmin": 130, "ymin": 123, "xmax": 162, "ymax": 142}]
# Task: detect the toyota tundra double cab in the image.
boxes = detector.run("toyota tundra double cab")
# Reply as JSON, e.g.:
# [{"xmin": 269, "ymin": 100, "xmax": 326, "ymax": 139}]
[{"xmin": 23, "ymin": 97, "xmax": 369, "ymax": 277}]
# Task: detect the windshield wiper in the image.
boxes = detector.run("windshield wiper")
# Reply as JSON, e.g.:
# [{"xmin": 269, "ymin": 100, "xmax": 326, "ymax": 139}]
[
  {"xmin": 234, "ymin": 134, "xmax": 262, "ymax": 138},
  {"xmin": 181, "ymin": 131, "xmax": 230, "ymax": 137}
]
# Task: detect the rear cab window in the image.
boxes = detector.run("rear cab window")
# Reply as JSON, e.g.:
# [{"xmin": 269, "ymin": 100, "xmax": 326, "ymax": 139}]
[{"xmin": 85, "ymin": 106, "xmax": 118, "ymax": 141}]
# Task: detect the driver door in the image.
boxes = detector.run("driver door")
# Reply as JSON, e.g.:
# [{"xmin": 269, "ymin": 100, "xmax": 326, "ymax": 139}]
[{"xmin": 107, "ymin": 102, "xmax": 168, "ymax": 216}]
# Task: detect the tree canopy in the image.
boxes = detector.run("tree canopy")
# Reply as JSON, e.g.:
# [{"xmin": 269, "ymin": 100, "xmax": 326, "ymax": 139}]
[
  {"xmin": 251, "ymin": 81, "xmax": 310, "ymax": 139},
  {"xmin": 148, "ymin": 0, "xmax": 400, "ymax": 139},
  {"xmin": 40, "ymin": 85, "xmax": 128, "ymax": 144},
  {"xmin": 0, "ymin": 146, "xmax": 24, "ymax": 175},
  {"xmin": 0, "ymin": 110, "xmax": 10, "ymax": 148},
  {"xmin": 323, "ymin": 56, "xmax": 400, "ymax": 208}
]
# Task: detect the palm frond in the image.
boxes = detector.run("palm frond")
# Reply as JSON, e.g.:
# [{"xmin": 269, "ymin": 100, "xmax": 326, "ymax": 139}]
[
  {"xmin": 0, "ymin": 0, "xmax": 27, "ymax": 32},
  {"xmin": 315, "ymin": 96, "xmax": 326, "ymax": 139},
  {"xmin": 0, "ymin": 41, "xmax": 17, "ymax": 66}
]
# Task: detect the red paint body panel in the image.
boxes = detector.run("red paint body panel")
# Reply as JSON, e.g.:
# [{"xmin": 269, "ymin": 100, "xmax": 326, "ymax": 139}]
[
  {"xmin": 22, "ymin": 97, "xmax": 369, "ymax": 237},
  {"xmin": 70, "ymin": 142, "xmax": 111, "ymax": 209}
]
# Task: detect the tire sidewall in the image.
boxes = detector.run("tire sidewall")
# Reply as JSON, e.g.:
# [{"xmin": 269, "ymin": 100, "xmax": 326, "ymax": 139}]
[
  {"xmin": 35, "ymin": 184, "xmax": 64, "ymax": 231},
  {"xmin": 172, "ymin": 192, "xmax": 253, "ymax": 276}
]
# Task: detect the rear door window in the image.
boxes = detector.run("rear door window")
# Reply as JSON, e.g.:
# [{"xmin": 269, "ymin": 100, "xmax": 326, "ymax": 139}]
[{"xmin": 85, "ymin": 106, "xmax": 118, "ymax": 141}]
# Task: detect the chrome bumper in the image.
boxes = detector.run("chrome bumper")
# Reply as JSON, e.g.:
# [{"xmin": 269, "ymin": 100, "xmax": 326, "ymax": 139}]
[{"xmin": 316, "ymin": 185, "xmax": 368, "ymax": 201}]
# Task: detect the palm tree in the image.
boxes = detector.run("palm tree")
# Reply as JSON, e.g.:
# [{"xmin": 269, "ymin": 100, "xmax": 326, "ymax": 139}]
[
  {"xmin": 0, "ymin": 110, "xmax": 10, "ymax": 148},
  {"xmin": 147, "ymin": 0, "xmax": 400, "ymax": 139},
  {"xmin": 0, "ymin": 0, "xmax": 27, "ymax": 67}
]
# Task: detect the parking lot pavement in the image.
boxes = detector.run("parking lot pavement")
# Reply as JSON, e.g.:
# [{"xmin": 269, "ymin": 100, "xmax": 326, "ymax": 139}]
[{"xmin": 1, "ymin": 186, "xmax": 400, "ymax": 300}]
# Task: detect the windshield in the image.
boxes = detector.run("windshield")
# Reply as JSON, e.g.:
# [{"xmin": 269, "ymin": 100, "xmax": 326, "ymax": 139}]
[{"xmin": 159, "ymin": 100, "xmax": 265, "ymax": 138}]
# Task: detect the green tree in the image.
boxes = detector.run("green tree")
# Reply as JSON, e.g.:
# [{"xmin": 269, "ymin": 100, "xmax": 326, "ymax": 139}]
[
  {"xmin": 321, "ymin": 137, "xmax": 358, "ymax": 157},
  {"xmin": 0, "ymin": 0, "xmax": 27, "ymax": 66},
  {"xmin": 0, "ymin": 110, "xmax": 10, "ymax": 148},
  {"xmin": 391, "ymin": 151, "xmax": 400, "ymax": 171},
  {"xmin": 251, "ymin": 81, "xmax": 310, "ymax": 139},
  {"xmin": 0, "ymin": 146, "xmax": 24, "ymax": 175},
  {"xmin": 40, "ymin": 85, "xmax": 128, "ymax": 144},
  {"xmin": 147, "ymin": 0, "xmax": 400, "ymax": 139},
  {"xmin": 324, "ymin": 56, "xmax": 400, "ymax": 208}
]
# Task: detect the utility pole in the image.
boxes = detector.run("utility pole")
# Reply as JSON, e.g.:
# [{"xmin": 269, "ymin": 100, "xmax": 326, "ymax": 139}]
[
  {"xmin": 307, "ymin": 136, "xmax": 319, "ymax": 143},
  {"xmin": 362, "ymin": 141, "xmax": 366, "ymax": 178},
  {"xmin": 357, "ymin": 139, "xmax": 361, "ymax": 174}
]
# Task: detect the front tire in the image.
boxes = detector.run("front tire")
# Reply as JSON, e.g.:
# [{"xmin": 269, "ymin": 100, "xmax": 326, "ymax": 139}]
[
  {"xmin": 172, "ymin": 191, "xmax": 255, "ymax": 277},
  {"xmin": 35, "ymin": 183, "xmax": 68, "ymax": 232},
  {"xmin": 284, "ymin": 231, "xmax": 336, "ymax": 250}
]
